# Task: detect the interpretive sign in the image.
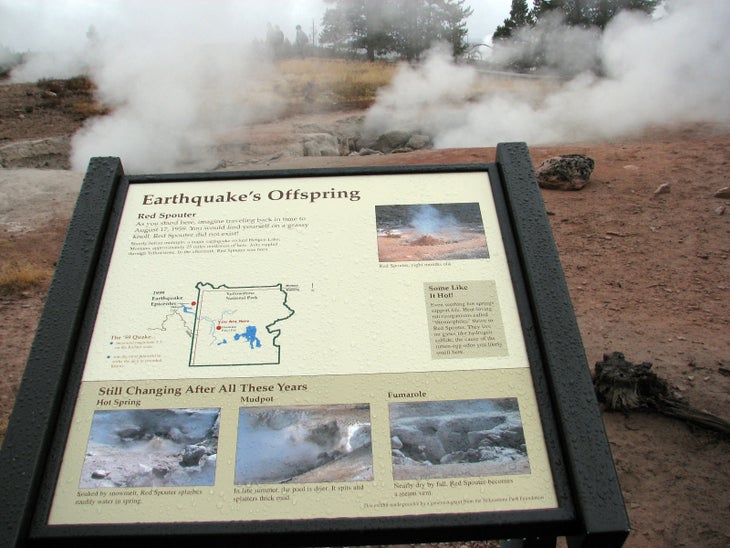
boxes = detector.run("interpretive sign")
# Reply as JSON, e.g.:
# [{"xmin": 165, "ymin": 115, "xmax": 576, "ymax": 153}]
[{"xmin": 0, "ymin": 144, "xmax": 629, "ymax": 547}]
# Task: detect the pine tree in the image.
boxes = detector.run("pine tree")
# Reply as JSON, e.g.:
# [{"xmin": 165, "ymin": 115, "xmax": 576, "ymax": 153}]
[
  {"xmin": 530, "ymin": 0, "xmax": 658, "ymax": 29},
  {"xmin": 441, "ymin": 0, "xmax": 474, "ymax": 57},
  {"xmin": 321, "ymin": 0, "xmax": 398, "ymax": 61},
  {"xmin": 320, "ymin": 0, "xmax": 473, "ymax": 60},
  {"xmin": 493, "ymin": 0, "xmax": 534, "ymax": 41}
]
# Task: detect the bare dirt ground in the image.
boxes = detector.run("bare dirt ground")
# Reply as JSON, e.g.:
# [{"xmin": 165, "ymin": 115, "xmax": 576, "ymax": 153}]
[
  {"xmin": 377, "ymin": 228, "xmax": 490, "ymax": 262},
  {"xmin": 1, "ymin": 80, "xmax": 729, "ymax": 547}
]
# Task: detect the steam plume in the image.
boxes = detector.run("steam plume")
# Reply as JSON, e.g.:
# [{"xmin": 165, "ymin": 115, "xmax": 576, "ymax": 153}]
[
  {"xmin": 365, "ymin": 0, "xmax": 730, "ymax": 147},
  {"xmin": 410, "ymin": 204, "xmax": 456, "ymax": 235},
  {"xmin": 490, "ymin": 11, "xmax": 602, "ymax": 78},
  {"xmin": 1, "ymin": 0, "xmax": 324, "ymax": 173}
]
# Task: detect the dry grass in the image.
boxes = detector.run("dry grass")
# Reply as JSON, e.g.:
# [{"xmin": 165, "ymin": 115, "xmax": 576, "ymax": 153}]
[
  {"xmin": 37, "ymin": 76, "xmax": 95, "ymax": 95},
  {"xmin": 469, "ymin": 72, "xmax": 564, "ymax": 107},
  {"xmin": 0, "ymin": 220, "xmax": 66, "ymax": 297},
  {"xmin": 0, "ymin": 260, "xmax": 52, "ymax": 296},
  {"xmin": 274, "ymin": 58, "xmax": 397, "ymax": 112},
  {"xmin": 36, "ymin": 76, "xmax": 110, "ymax": 120},
  {"xmin": 271, "ymin": 58, "xmax": 561, "ymax": 113},
  {"xmin": 71, "ymin": 100, "xmax": 110, "ymax": 118}
]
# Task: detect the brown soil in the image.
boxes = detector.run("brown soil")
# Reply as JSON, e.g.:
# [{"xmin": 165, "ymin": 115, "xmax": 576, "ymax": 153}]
[
  {"xmin": 1, "ymin": 81, "xmax": 729, "ymax": 547},
  {"xmin": 410, "ymin": 234, "xmax": 449, "ymax": 246},
  {"xmin": 378, "ymin": 229, "xmax": 489, "ymax": 261}
]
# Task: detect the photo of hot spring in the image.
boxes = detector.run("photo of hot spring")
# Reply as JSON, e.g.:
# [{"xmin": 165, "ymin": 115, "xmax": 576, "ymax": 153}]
[
  {"xmin": 79, "ymin": 408, "xmax": 220, "ymax": 488},
  {"xmin": 376, "ymin": 203, "xmax": 489, "ymax": 262},
  {"xmin": 235, "ymin": 404, "xmax": 373, "ymax": 484}
]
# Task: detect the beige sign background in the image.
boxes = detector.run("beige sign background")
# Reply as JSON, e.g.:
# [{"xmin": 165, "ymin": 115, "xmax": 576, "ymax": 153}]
[{"xmin": 49, "ymin": 172, "xmax": 558, "ymax": 525}]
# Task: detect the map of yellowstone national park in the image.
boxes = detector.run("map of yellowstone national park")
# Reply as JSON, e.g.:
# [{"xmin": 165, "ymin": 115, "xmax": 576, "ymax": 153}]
[{"xmin": 189, "ymin": 283, "xmax": 294, "ymax": 367}]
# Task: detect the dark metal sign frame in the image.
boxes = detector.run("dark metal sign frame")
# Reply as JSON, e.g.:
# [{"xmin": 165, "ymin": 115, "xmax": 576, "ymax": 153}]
[{"xmin": 0, "ymin": 143, "xmax": 629, "ymax": 547}]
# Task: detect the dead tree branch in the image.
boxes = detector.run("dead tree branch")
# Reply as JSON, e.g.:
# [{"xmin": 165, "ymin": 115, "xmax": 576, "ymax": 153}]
[{"xmin": 593, "ymin": 352, "xmax": 730, "ymax": 438}]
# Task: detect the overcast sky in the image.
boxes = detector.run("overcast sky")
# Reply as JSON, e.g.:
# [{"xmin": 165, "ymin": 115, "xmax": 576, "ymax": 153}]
[
  {"xmin": 470, "ymin": 0, "xmax": 513, "ymax": 43},
  {"xmin": 0, "ymin": 0, "xmax": 512, "ymax": 52}
]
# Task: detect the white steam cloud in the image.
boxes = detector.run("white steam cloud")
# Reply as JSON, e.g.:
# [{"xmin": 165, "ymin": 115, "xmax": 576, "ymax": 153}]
[
  {"xmin": 365, "ymin": 0, "xmax": 730, "ymax": 147},
  {"xmin": 1, "ymin": 0, "xmax": 325, "ymax": 173},
  {"xmin": 490, "ymin": 11, "xmax": 602, "ymax": 78},
  {"xmin": 410, "ymin": 204, "xmax": 456, "ymax": 235},
  {"xmin": 3, "ymin": 0, "xmax": 728, "ymax": 171}
]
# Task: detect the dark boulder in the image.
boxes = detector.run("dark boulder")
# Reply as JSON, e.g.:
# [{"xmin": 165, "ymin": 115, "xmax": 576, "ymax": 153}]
[
  {"xmin": 536, "ymin": 154, "xmax": 595, "ymax": 190},
  {"xmin": 370, "ymin": 130, "xmax": 413, "ymax": 153},
  {"xmin": 180, "ymin": 445, "xmax": 207, "ymax": 467}
]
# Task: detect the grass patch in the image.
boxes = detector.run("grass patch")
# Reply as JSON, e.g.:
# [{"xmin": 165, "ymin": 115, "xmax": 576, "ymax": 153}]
[
  {"xmin": 71, "ymin": 100, "xmax": 111, "ymax": 118},
  {"xmin": 271, "ymin": 58, "xmax": 557, "ymax": 114},
  {"xmin": 36, "ymin": 75, "xmax": 110, "ymax": 120},
  {"xmin": 0, "ymin": 261, "xmax": 52, "ymax": 296},
  {"xmin": 274, "ymin": 58, "xmax": 397, "ymax": 112},
  {"xmin": 37, "ymin": 76, "xmax": 95, "ymax": 96},
  {"xmin": 0, "ymin": 414, "xmax": 9, "ymax": 449}
]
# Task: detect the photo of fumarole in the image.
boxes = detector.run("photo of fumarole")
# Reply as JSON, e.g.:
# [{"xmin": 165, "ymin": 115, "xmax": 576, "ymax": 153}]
[
  {"xmin": 375, "ymin": 202, "xmax": 489, "ymax": 262},
  {"xmin": 79, "ymin": 408, "xmax": 219, "ymax": 488},
  {"xmin": 235, "ymin": 404, "xmax": 373, "ymax": 484},
  {"xmin": 389, "ymin": 398, "xmax": 530, "ymax": 480}
]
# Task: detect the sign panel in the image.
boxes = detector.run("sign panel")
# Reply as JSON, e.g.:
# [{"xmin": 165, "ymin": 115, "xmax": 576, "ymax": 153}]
[{"xmin": 48, "ymin": 171, "xmax": 558, "ymax": 524}]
